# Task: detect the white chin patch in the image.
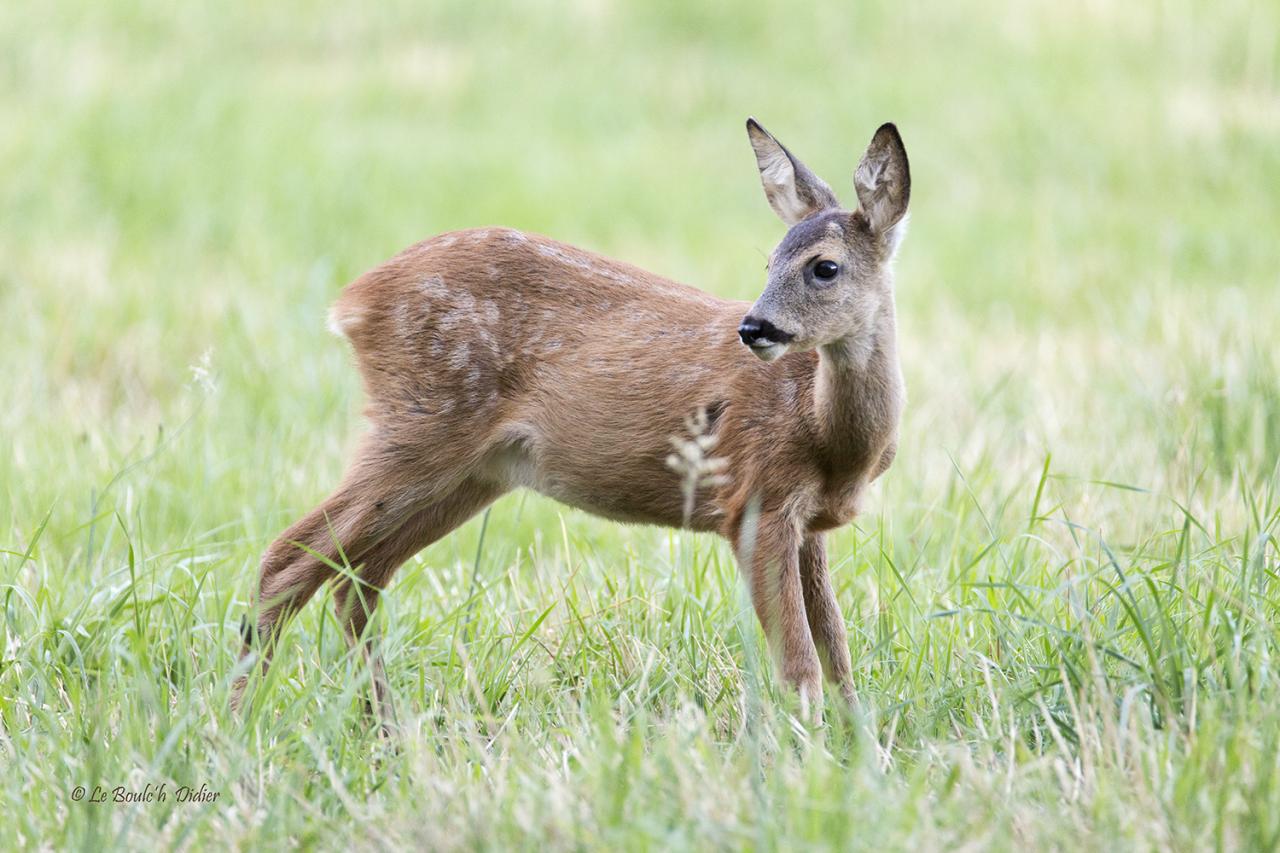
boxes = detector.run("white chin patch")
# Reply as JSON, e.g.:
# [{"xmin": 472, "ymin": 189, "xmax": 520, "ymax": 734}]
[{"xmin": 748, "ymin": 342, "xmax": 788, "ymax": 362}]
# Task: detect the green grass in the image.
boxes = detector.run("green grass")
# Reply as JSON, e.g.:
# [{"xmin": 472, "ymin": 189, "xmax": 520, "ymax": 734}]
[{"xmin": 3, "ymin": 0, "xmax": 1280, "ymax": 848}]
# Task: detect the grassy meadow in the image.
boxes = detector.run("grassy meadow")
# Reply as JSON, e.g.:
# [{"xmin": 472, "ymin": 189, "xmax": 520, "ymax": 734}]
[{"xmin": 3, "ymin": 0, "xmax": 1280, "ymax": 848}]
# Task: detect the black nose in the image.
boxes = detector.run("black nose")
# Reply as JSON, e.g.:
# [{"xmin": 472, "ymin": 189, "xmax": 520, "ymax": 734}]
[{"xmin": 738, "ymin": 316, "xmax": 795, "ymax": 347}]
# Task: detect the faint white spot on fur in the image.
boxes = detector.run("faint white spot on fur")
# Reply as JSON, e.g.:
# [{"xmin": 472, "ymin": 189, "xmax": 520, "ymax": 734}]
[
  {"xmin": 470, "ymin": 229, "xmax": 492, "ymax": 243},
  {"xmin": 678, "ymin": 364, "xmax": 711, "ymax": 381},
  {"xmin": 478, "ymin": 299, "xmax": 500, "ymax": 326},
  {"xmin": 434, "ymin": 234, "xmax": 458, "ymax": 249},
  {"xmin": 394, "ymin": 304, "xmax": 414, "ymax": 336},
  {"xmin": 449, "ymin": 342, "xmax": 471, "ymax": 371},
  {"xmin": 543, "ymin": 340, "xmax": 562, "ymax": 352},
  {"xmin": 418, "ymin": 274, "xmax": 448, "ymax": 299},
  {"xmin": 536, "ymin": 243, "xmax": 571, "ymax": 263},
  {"xmin": 439, "ymin": 307, "xmax": 470, "ymax": 331},
  {"xmin": 780, "ymin": 379, "xmax": 798, "ymax": 405},
  {"xmin": 429, "ymin": 338, "xmax": 444, "ymax": 357},
  {"xmin": 594, "ymin": 264, "xmax": 633, "ymax": 284},
  {"xmin": 437, "ymin": 398, "xmax": 455, "ymax": 415},
  {"xmin": 522, "ymin": 328, "xmax": 543, "ymax": 352},
  {"xmin": 533, "ymin": 243, "xmax": 632, "ymax": 284},
  {"xmin": 474, "ymin": 327, "xmax": 499, "ymax": 354},
  {"xmin": 465, "ymin": 365, "xmax": 481, "ymax": 389},
  {"xmin": 504, "ymin": 230, "xmax": 528, "ymax": 244}
]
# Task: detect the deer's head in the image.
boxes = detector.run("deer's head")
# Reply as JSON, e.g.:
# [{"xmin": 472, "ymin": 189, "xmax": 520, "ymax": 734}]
[{"xmin": 738, "ymin": 120, "xmax": 910, "ymax": 362}]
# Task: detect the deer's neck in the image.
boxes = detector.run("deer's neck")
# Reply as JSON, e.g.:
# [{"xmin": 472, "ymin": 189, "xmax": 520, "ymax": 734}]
[{"xmin": 812, "ymin": 298, "xmax": 902, "ymax": 474}]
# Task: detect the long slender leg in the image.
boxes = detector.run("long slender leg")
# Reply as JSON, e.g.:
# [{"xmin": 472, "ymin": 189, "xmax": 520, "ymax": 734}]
[
  {"xmin": 733, "ymin": 511, "xmax": 823, "ymax": 721},
  {"xmin": 799, "ymin": 533, "xmax": 855, "ymax": 705},
  {"xmin": 231, "ymin": 485, "xmax": 380, "ymax": 712},
  {"xmin": 331, "ymin": 477, "xmax": 502, "ymax": 732},
  {"xmin": 231, "ymin": 434, "xmax": 469, "ymax": 712}
]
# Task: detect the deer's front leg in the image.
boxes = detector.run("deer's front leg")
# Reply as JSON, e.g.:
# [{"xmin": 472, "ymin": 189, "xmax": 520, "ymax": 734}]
[
  {"xmin": 799, "ymin": 533, "xmax": 855, "ymax": 705},
  {"xmin": 735, "ymin": 512, "xmax": 823, "ymax": 721}
]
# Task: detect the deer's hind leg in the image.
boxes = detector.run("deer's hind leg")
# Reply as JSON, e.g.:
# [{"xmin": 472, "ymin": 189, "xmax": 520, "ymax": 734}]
[
  {"xmin": 231, "ymin": 432, "xmax": 481, "ymax": 713},
  {"xmin": 330, "ymin": 476, "xmax": 502, "ymax": 733}
]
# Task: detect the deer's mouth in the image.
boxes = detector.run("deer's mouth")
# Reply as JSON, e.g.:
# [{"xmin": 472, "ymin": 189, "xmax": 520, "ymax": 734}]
[
  {"xmin": 738, "ymin": 315, "xmax": 795, "ymax": 362},
  {"xmin": 745, "ymin": 340, "xmax": 789, "ymax": 361}
]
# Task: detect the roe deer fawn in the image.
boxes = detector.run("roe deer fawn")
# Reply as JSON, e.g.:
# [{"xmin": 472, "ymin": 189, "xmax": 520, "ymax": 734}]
[{"xmin": 232, "ymin": 120, "xmax": 910, "ymax": 726}]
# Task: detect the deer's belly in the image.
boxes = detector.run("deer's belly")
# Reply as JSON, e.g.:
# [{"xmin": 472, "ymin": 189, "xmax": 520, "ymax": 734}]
[
  {"xmin": 533, "ymin": 475, "xmax": 718, "ymax": 531},
  {"xmin": 482, "ymin": 425, "xmax": 717, "ymax": 530}
]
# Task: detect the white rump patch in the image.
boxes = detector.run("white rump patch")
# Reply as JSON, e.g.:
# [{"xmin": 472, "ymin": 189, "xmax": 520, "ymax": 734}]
[{"xmin": 326, "ymin": 304, "xmax": 362, "ymax": 338}]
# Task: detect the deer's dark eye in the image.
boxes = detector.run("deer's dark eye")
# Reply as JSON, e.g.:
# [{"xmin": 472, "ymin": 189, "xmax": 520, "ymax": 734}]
[{"xmin": 813, "ymin": 260, "xmax": 839, "ymax": 281}]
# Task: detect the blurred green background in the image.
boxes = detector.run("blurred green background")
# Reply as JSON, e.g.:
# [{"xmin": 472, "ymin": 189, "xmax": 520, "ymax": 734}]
[
  {"xmin": 4, "ymin": 0, "xmax": 1278, "ymax": 530},
  {"xmin": 3, "ymin": 0, "xmax": 1280, "ymax": 848}
]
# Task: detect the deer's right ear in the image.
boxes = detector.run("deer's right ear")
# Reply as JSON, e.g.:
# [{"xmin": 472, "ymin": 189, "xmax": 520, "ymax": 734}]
[{"xmin": 746, "ymin": 118, "xmax": 839, "ymax": 226}]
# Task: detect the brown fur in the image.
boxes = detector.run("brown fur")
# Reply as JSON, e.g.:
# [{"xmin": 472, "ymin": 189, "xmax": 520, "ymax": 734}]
[{"xmin": 231, "ymin": 121, "xmax": 911, "ymax": 725}]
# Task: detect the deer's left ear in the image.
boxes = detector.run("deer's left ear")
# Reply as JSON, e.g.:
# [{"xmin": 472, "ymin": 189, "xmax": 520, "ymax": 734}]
[
  {"xmin": 746, "ymin": 118, "xmax": 840, "ymax": 226},
  {"xmin": 854, "ymin": 123, "xmax": 911, "ymax": 242}
]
